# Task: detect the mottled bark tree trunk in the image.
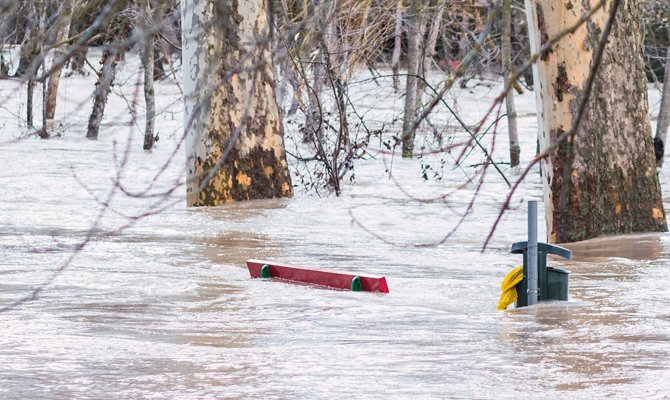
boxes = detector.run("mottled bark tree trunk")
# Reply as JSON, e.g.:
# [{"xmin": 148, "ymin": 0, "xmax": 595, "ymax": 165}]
[
  {"xmin": 525, "ymin": 0, "xmax": 667, "ymax": 243},
  {"xmin": 655, "ymin": 45, "xmax": 670, "ymax": 166},
  {"xmin": 182, "ymin": 0, "xmax": 292, "ymax": 206},
  {"xmin": 502, "ymin": 0, "xmax": 519, "ymax": 167}
]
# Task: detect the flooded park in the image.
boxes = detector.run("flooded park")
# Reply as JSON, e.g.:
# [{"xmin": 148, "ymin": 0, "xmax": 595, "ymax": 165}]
[{"xmin": 1, "ymin": 51, "xmax": 670, "ymax": 397}]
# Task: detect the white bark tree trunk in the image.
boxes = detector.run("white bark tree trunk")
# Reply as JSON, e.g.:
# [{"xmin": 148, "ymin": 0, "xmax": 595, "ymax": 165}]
[
  {"xmin": 525, "ymin": 0, "xmax": 667, "ymax": 243},
  {"xmin": 502, "ymin": 0, "xmax": 519, "ymax": 167},
  {"xmin": 401, "ymin": 0, "xmax": 424, "ymax": 158},
  {"xmin": 182, "ymin": 0, "xmax": 292, "ymax": 206},
  {"xmin": 141, "ymin": 0, "xmax": 156, "ymax": 151}
]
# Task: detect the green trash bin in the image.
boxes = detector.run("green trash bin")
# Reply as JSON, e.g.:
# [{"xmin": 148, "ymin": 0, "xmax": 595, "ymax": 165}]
[
  {"xmin": 546, "ymin": 267, "xmax": 569, "ymax": 301},
  {"xmin": 511, "ymin": 241, "xmax": 572, "ymax": 307}
]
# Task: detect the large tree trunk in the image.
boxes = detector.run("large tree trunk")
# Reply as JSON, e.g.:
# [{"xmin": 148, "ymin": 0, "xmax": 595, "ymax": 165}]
[
  {"xmin": 525, "ymin": 0, "xmax": 667, "ymax": 243},
  {"xmin": 181, "ymin": 0, "xmax": 292, "ymax": 206},
  {"xmin": 502, "ymin": 0, "xmax": 519, "ymax": 167},
  {"xmin": 655, "ymin": 45, "xmax": 670, "ymax": 166}
]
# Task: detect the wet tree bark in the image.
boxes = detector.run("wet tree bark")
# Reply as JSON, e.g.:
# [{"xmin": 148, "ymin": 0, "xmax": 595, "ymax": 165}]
[
  {"xmin": 525, "ymin": 0, "xmax": 667, "ymax": 243},
  {"xmin": 655, "ymin": 44, "xmax": 670, "ymax": 166},
  {"xmin": 181, "ymin": 0, "xmax": 293, "ymax": 206},
  {"xmin": 502, "ymin": 0, "xmax": 519, "ymax": 167}
]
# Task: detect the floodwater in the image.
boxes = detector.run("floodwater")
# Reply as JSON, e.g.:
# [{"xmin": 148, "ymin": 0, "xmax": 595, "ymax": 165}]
[
  {"xmin": 2, "ymin": 139, "xmax": 670, "ymax": 399},
  {"xmin": 2, "ymin": 75, "xmax": 670, "ymax": 398}
]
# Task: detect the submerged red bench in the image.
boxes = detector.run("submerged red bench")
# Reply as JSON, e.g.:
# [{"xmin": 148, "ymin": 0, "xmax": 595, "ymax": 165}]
[{"xmin": 246, "ymin": 259, "xmax": 389, "ymax": 293}]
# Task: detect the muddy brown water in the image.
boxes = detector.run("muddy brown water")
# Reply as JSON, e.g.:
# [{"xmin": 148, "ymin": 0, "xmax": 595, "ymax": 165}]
[{"xmin": 2, "ymin": 137, "xmax": 670, "ymax": 398}]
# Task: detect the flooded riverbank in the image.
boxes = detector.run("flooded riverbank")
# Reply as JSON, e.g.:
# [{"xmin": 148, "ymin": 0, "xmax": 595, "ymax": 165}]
[{"xmin": 2, "ymin": 73, "xmax": 670, "ymax": 398}]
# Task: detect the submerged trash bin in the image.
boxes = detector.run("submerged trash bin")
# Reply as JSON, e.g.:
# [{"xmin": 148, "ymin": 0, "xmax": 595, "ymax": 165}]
[
  {"xmin": 546, "ymin": 267, "xmax": 569, "ymax": 301},
  {"xmin": 497, "ymin": 201, "xmax": 573, "ymax": 310},
  {"xmin": 511, "ymin": 241, "xmax": 572, "ymax": 307}
]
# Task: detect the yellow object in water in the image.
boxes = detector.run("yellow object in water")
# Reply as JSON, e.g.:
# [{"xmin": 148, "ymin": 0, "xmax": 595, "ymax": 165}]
[{"xmin": 497, "ymin": 266, "xmax": 524, "ymax": 310}]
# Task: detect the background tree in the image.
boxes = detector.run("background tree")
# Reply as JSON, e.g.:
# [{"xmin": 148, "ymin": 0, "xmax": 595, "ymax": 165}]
[
  {"xmin": 86, "ymin": 7, "xmax": 131, "ymax": 139},
  {"xmin": 140, "ymin": 0, "xmax": 156, "ymax": 151},
  {"xmin": 501, "ymin": 0, "xmax": 519, "ymax": 167},
  {"xmin": 45, "ymin": 1, "xmax": 74, "ymax": 128},
  {"xmin": 13, "ymin": 1, "xmax": 41, "ymax": 79},
  {"xmin": 182, "ymin": 0, "xmax": 292, "ymax": 206},
  {"xmin": 525, "ymin": 0, "xmax": 667, "ymax": 243},
  {"xmin": 401, "ymin": 0, "xmax": 425, "ymax": 158}
]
